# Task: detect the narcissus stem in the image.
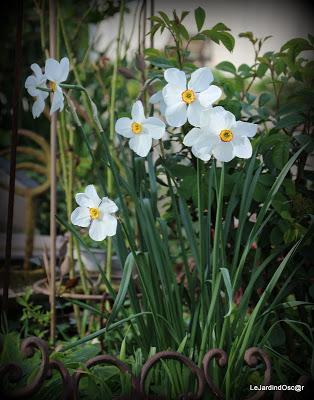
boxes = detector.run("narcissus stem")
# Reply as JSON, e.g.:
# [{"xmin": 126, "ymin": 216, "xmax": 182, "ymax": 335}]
[{"xmin": 106, "ymin": 0, "xmax": 124, "ymax": 287}]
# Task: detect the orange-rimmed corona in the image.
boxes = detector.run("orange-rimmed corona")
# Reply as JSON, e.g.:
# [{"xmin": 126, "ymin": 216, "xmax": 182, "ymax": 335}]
[
  {"xmin": 49, "ymin": 81, "xmax": 57, "ymax": 92},
  {"xmin": 219, "ymin": 129, "xmax": 233, "ymax": 142},
  {"xmin": 181, "ymin": 89, "xmax": 196, "ymax": 104},
  {"xmin": 131, "ymin": 122, "xmax": 142, "ymax": 134},
  {"xmin": 89, "ymin": 207, "xmax": 100, "ymax": 220}
]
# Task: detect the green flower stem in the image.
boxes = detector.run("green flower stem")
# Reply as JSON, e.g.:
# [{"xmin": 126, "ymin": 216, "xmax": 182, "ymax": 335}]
[
  {"xmin": 198, "ymin": 162, "xmax": 224, "ymax": 366},
  {"xmin": 59, "ymin": 15, "xmax": 97, "ymax": 131},
  {"xmin": 56, "ymin": 113, "xmax": 68, "ymax": 190},
  {"xmin": 197, "ymin": 157, "xmax": 206, "ymax": 339},
  {"xmin": 105, "ymin": 0, "xmax": 124, "ymax": 289},
  {"xmin": 197, "ymin": 158, "xmax": 204, "ymax": 284},
  {"xmin": 212, "ymin": 162, "xmax": 224, "ymax": 291},
  {"xmin": 198, "ymin": 273, "xmax": 222, "ymax": 366},
  {"xmin": 159, "ymin": 140, "xmax": 193, "ymax": 300}
]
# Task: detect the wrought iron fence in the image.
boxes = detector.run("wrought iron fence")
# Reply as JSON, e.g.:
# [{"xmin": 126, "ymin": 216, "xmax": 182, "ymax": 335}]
[{"xmin": 0, "ymin": 336, "xmax": 310, "ymax": 399}]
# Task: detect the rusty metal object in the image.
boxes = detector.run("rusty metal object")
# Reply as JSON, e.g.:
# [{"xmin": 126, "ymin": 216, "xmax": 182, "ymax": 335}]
[
  {"xmin": 6, "ymin": 336, "xmax": 311, "ymax": 400},
  {"xmin": 47, "ymin": 359, "xmax": 74, "ymax": 400},
  {"xmin": 203, "ymin": 349, "xmax": 228, "ymax": 399},
  {"xmin": 0, "ymin": 337, "xmax": 49, "ymax": 399},
  {"xmin": 73, "ymin": 354, "xmax": 139, "ymax": 400},
  {"xmin": 140, "ymin": 351, "xmax": 205, "ymax": 399},
  {"xmin": 244, "ymin": 347, "xmax": 271, "ymax": 400}
]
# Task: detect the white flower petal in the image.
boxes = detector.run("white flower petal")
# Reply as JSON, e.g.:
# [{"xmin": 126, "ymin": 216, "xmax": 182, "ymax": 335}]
[
  {"xmin": 25, "ymin": 75, "xmax": 37, "ymax": 89},
  {"xmin": 131, "ymin": 100, "xmax": 145, "ymax": 122},
  {"xmin": 159, "ymin": 100, "xmax": 167, "ymax": 116},
  {"xmin": 45, "ymin": 58, "xmax": 61, "ymax": 82},
  {"xmin": 59, "ymin": 57, "xmax": 69, "ymax": 82},
  {"xmin": 164, "ymin": 68, "xmax": 186, "ymax": 89},
  {"xmin": 200, "ymin": 107, "xmax": 230, "ymax": 134},
  {"xmin": 129, "ymin": 135, "xmax": 152, "ymax": 157},
  {"xmin": 101, "ymin": 214, "xmax": 117, "ymax": 237},
  {"xmin": 183, "ymin": 127, "xmax": 202, "ymax": 147},
  {"xmin": 192, "ymin": 147, "xmax": 212, "ymax": 162},
  {"xmin": 233, "ymin": 136, "xmax": 253, "ymax": 158},
  {"xmin": 75, "ymin": 193, "xmax": 95, "ymax": 208},
  {"xmin": 193, "ymin": 133, "xmax": 219, "ymax": 156},
  {"xmin": 85, "ymin": 185, "xmax": 101, "ymax": 207},
  {"xmin": 30, "ymin": 63, "xmax": 43, "ymax": 78},
  {"xmin": 162, "ymin": 84, "xmax": 183, "ymax": 106},
  {"xmin": 212, "ymin": 142, "xmax": 235, "ymax": 162},
  {"xmin": 198, "ymin": 85, "xmax": 222, "ymax": 107},
  {"xmin": 232, "ymin": 121, "xmax": 258, "ymax": 138},
  {"xmin": 165, "ymin": 102, "xmax": 187, "ymax": 127},
  {"xmin": 71, "ymin": 207, "xmax": 91, "ymax": 227},
  {"xmin": 187, "ymin": 100, "xmax": 206, "ymax": 127},
  {"xmin": 188, "ymin": 67, "xmax": 213, "ymax": 92},
  {"xmin": 149, "ymin": 91, "xmax": 163, "ymax": 104},
  {"xmin": 99, "ymin": 197, "xmax": 118, "ymax": 214},
  {"xmin": 39, "ymin": 90, "xmax": 49, "ymax": 100},
  {"xmin": 32, "ymin": 97, "xmax": 45, "ymax": 118},
  {"xmin": 142, "ymin": 117, "xmax": 165, "ymax": 139},
  {"xmin": 223, "ymin": 111, "xmax": 237, "ymax": 130},
  {"xmin": 25, "ymin": 76, "xmax": 39, "ymax": 97},
  {"xmin": 115, "ymin": 117, "xmax": 133, "ymax": 138},
  {"xmin": 50, "ymin": 86, "xmax": 64, "ymax": 114},
  {"xmin": 89, "ymin": 220, "xmax": 108, "ymax": 241}
]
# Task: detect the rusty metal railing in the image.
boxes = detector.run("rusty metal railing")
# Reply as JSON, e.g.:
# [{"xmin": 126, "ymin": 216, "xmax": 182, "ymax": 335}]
[{"xmin": 0, "ymin": 336, "xmax": 310, "ymax": 399}]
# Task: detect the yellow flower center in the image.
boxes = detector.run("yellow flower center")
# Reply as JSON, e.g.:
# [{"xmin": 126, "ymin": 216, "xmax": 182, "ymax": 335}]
[
  {"xmin": 49, "ymin": 81, "xmax": 57, "ymax": 92},
  {"xmin": 181, "ymin": 89, "xmax": 196, "ymax": 104},
  {"xmin": 89, "ymin": 207, "xmax": 100, "ymax": 220},
  {"xmin": 219, "ymin": 129, "xmax": 233, "ymax": 142},
  {"xmin": 131, "ymin": 122, "xmax": 142, "ymax": 134}
]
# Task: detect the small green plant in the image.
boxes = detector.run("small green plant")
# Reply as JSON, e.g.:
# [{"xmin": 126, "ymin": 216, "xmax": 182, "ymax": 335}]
[{"xmin": 16, "ymin": 290, "xmax": 50, "ymax": 339}]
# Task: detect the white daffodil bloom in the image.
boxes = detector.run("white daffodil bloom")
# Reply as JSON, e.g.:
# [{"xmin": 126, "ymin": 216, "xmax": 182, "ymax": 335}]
[
  {"xmin": 44, "ymin": 57, "xmax": 69, "ymax": 114},
  {"xmin": 149, "ymin": 90, "xmax": 166, "ymax": 115},
  {"xmin": 25, "ymin": 63, "xmax": 49, "ymax": 118},
  {"xmin": 71, "ymin": 185, "xmax": 118, "ymax": 242},
  {"xmin": 183, "ymin": 106, "xmax": 257, "ymax": 162},
  {"xmin": 115, "ymin": 100, "xmax": 166, "ymax": 157},
  {"xmin": 162, "ymin": 67, "xmax": 222, "ymax": 127}
]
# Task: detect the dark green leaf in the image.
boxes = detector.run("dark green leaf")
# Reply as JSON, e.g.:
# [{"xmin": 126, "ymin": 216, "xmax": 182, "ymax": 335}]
[
  {"xmin": 194, "ymin": 7, "xmax": 206, "ymax": 31},
  {"xmin": 259, "ymin": 92, "xmax": 272, "ymax": 107},
  {"xmin": 180, "ymin": 11, "xmax": 189, "ymax": 22},
  {"xmin": 256, "ymin": 63, "xmax": 268, "ymax": 78},
  {"xmin": 217, "ymin": 31, "xmax": 235, "ymax": 52},
  {"xmin": 239, "ymin": 31, "xmax": 256, "ymax": 44},
  {"xmin": 106, "ymin": 252, "xmax": 137, "ymax": 328},
  {"xmin": 281, "ymin": 38, "xmax": 313, "ymax": 56},
  {"xmin": 158, "ymin": 11, "xmax": 171, "ymax": 25},
  {"xmin": 276, "ymin": 114, "xmax": 305, "ymax": 129},
  {"xmin": 177, "ymin": 23, "xmax": 189, "ymax": 40},
  {"xmin": 212, "ymin": 22, "xmax": 231, "ymax": 31},
  {"xmin": 216, "ymin": 61, "xmax": 236, "ymax": 74},
  {"xmin": 238, "ymin": 63, "xmax": 252, "ymax": 77},
  {"xmin": 294, "ymin": 134, "xmax": 314, "ymax": 153},
  {"xmin": 272, "ymin": 142, "xmax": 290, "ymax": 169}
]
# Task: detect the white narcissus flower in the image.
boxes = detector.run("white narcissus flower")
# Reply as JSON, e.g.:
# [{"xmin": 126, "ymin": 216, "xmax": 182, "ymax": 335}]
[
  {"xmin": 162, "ymin": 67, "xmax": 222, "ymax": 127},
  {"xmin": 25, "ymin": 63, "xmax": 49, "ymax": 118},
  {"xmin": 71, "ymin": 185, "xmax": 118, "ymax": 242},
  {"xmin": 183, "ymin": 106, "xmax": 258, "ymax": 162},
  {"xmin": 115, "ymin": 100, "xmax": 166, "ymax": 157},
  {"xmin": 44, "ymin": 57, "xmax": 70, "ymax": 114}
]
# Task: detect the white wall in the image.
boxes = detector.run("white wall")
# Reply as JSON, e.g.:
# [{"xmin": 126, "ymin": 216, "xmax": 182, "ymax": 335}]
[{"xmin": 92, "ymin": 0, "xmax": 313, "ymax": 66}]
